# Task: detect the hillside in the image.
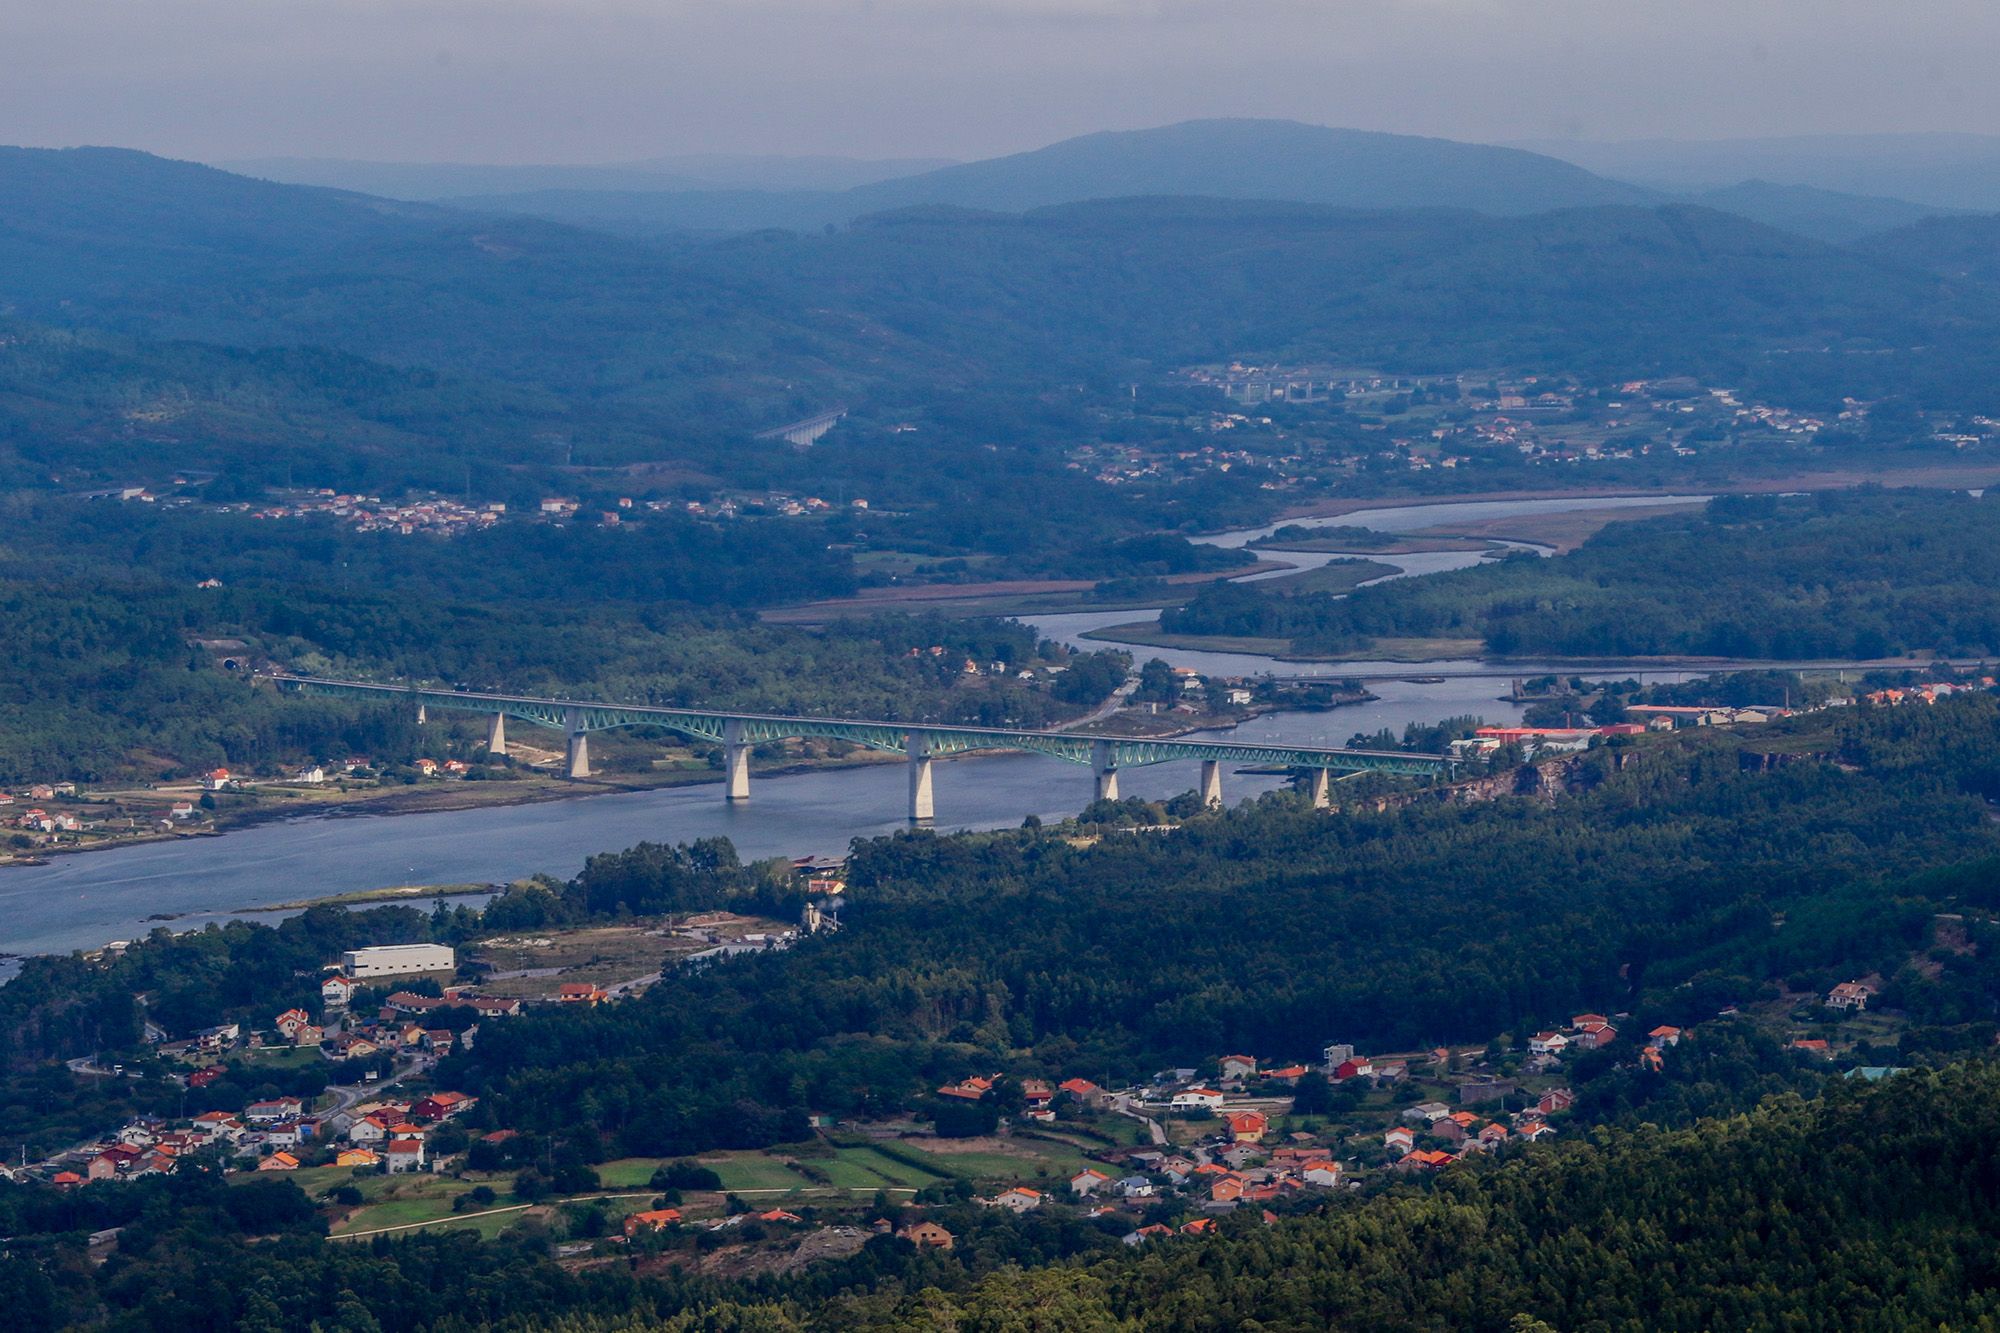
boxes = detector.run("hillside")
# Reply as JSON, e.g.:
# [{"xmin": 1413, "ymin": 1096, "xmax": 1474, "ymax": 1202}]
[
  {"xmin": 1853, "ymin": 213, "xmax": 2000, "ymax": 290},
  {"xmin": 1689, "ymin": 179, "xmax": 1963, "ymax": 243},
  {"xmin": 5, "ymin": 148, "xmax": 2000, "ymax": 501}
]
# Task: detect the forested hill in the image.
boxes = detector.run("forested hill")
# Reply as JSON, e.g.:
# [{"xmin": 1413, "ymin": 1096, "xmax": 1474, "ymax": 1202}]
[
  {"xmin": 1166, "ymin": 488, "xmax": 2000, "ymax": 659},
  {"xmin": 831, "ymin": 119, "xmax": 1655, "ymax": 218},
  {"xmin": 893, "ymin": 1062, "xmax": 2000, "ymax": 1330},
  {"xmin": 5, "ymin": 148, "xmax": 2000, "ymax": 434},
  {"xmin": 445, "ymin": 693, "xmax": 2000, "ymax": 1159}
]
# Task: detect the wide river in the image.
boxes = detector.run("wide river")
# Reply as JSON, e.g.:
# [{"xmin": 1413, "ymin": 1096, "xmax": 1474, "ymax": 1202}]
[{"xmin": 0, "ymin": 493, "xmax": 1714, "ymax": 960}]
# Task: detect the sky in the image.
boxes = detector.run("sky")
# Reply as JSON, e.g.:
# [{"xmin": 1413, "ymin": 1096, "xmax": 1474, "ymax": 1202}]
[{"xmin": 4, "ymin": 0, "xmax": 1997, "ymax": 164}]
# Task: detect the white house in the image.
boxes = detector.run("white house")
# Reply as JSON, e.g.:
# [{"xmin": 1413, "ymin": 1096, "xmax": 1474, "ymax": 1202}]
[
  {"xmin": 987, "ymin": 1187, "xmax": 1042, "ymax": 1213},
  {"xmin": 1069, "ymin": 1168, "xmax": 1111, "ymax": 1197}
]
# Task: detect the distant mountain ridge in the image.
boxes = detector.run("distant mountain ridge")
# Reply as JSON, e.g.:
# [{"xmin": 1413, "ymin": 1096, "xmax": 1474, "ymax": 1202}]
[
  {"xmin": 4, "ymin": 141, "xmax": 2000, "ymax": 470},
  {"xmin": 1515, "ymin": 132, "xmax": 2000, "ymax": 212},
  {"xmin": 828, "ymin": 120, "xmax": 1655, "ymax": 217},
  {"xmin": 378, "ymin": 121, "xmax": 1970, "ymax": 245},
  {"xmin": 246, "ymin": 119, "xmax": 1662, "ymax": 234},
  {"xmin": 223, "ymin": 153, "xmax": 960, "ymax": 201}
]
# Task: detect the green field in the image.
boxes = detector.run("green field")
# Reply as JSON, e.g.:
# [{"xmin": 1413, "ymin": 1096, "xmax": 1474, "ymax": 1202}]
[
  {"xmin": 329, "ymin": 1175, "xmax": 522, "ymax": 1235},
  {"xmin": 820, "ymin": 1145, "xmax": 948, "ymax": 1190},
  {"xmin": 701, "ymin": 1152, "xmax": 818, "ymax": 1193},
  {"xmin": 594, "ymin": 1157, "xmax": 671, "ymax": 1189}
]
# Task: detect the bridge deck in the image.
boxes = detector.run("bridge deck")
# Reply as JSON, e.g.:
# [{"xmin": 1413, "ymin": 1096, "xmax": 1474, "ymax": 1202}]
[{"xmin": 270, "ymin": 673, "xmax": 1450, "ymax": 776}]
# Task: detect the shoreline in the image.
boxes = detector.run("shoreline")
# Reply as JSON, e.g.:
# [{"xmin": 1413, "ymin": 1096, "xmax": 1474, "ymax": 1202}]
[
  {"xmin": 0, "ymin": 751, "xmax": 911, "ymax": 875},
  {"xmin": 0, "ymin": 708, "xmax": 1296, "ymax": 878},
  {"xmin": 1254, "ymin": 463, "xmax": 2000, "ymax": 528}
]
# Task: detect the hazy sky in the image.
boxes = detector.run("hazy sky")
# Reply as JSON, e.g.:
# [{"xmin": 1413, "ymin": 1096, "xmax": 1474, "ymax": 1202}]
[{"xmin": 5, "ymin": 0, "xmax": 1997, "ymax": 163}]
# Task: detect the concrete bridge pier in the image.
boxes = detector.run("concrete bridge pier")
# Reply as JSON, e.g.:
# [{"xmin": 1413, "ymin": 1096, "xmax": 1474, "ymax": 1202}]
[
  {"xmin": 1308, "ymin": 767, "xmax": 1331, "ymax": 809},
  {"xmin": 723, "ymin": 719, "xmax": 751, "ymax": 802},
  {"xmin": 564, "ymin": 707, "xmax": 591, "ymax": 779},
  {"xmin": 416, "ymin": 702, "xmax": 427, "ymax": 726},
  {"xmin": 1200, "ymin": 760, "xmax": 1224, "ymax": 808},
  {"xmin": 1092, "ymin": 740, "xmax": 1120, "ymax": 803},
  {"xmin": 907, "ymin": 732, "xmax": 934, "ymax": 823},
  {"xmin": 485, "ymin": 711, "xmax": 507, "ymax": 758}
]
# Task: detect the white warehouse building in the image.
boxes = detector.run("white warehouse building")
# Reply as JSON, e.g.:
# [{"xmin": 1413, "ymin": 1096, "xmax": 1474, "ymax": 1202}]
[{"xmin": 342, "ymin": 943, "xmax": 456, "ymax": 979}]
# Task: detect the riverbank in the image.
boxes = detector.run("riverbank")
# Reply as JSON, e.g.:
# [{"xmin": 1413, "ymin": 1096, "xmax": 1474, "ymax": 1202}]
[
  {"xmin": 0, "ymin": 750, "xmax": 912, "ymax": 874},
  {"xmin": 1258, "ymin": 462, "xmax": 2000, "ymax": 528}
]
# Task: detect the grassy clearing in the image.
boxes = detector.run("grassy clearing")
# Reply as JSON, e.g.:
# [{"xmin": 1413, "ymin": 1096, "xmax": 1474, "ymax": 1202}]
[
  {"xmin": 595, "ymin": 1157, "xmax": 671, "ymax": 1189},
  {"xmin": 821, "ymin": 1146, "xmax": 947, "ymax": 1190},
  {"xmin": 239, "ymin": 1046, "xmax": 323, "ymax": 1069},
  {"xmin": 328, "ymin": 1174, "xmax": 523, "ymax": 1235},
  {"xmin": 700, "ymin": 1152, "xmax": 813, "ymax": 1193}
]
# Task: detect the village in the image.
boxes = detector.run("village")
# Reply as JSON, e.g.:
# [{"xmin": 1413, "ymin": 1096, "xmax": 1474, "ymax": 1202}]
[
  {"xmin": 18, "ymin": 909, "xmax": 1908, "ymax": 1268},
  {"xmin": 1070, "ymin": 365, "xmax": 2000, "ymax": 491},
  {"xmin": 87, "ymin": 484, "xmax": 875, "ymax": 540}
]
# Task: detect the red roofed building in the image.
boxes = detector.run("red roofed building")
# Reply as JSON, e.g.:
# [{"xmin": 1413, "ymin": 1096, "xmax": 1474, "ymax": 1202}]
[
  {"xmin": 1227, "ymin": 1110, "xmax": 1269, "ymax": 1143},
  {"xmin": 624, "ymin": 1208, "xmax": 682, "ymax": 1236}
]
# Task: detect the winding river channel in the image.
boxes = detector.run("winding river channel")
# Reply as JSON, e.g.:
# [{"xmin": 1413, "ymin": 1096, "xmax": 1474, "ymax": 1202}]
[{"xmin": 1, "ymin": 493, "xmax": 1719, "ymax": 960}]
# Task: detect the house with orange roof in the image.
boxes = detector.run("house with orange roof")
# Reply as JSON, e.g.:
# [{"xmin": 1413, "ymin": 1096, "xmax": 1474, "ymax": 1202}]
[
  {"xmin": 1647, "ymin": 1025, "xmax": 1682, "ymax": 1049},
  {"xmin": 1302, "ymin": 1160, "xmax": 1342, "ymax": 1187},
  {"xmin": 257, "ymin": 1152, "xmax": 300, "ymax": 1171},
  {"xmin": 385, "ymin": 1138, "xmax": 426, "ymax": 1173},
  {"xmin": 898, "ymin": 1221, "xmax": 955, "ymax": 1249},
  {"xmin": 1218, "ymin": 1054, "xmax": 1258, "ymax": 1081},
  {"xmin": 624, "ymin": 1208, "xmax": 682, "ymax": 1236},
  {"xmin": 987, "ymin": 1186, "xmax": 1042, "ymax": 1213},
  {"xmin": 1397, "ymin": 1150, "xmax": 1453, "ymax": 1171},
  {"xmin": 1227, "ymin": 1110, "xmax": 1269, "ymax": 1143},
  {"xmin": 1180, "ymin": 1217, "xmax": 1217, "ymax": 1235},
  {"xmin": 937, "ymin": 1076, "xmax": 995, "ymax": 1101},
  {"xmin": 337, "ymin": 1148, "xmax": 380, "ymax": 1168},
  {"xmin": 1069, "ymin": 1168, "xmax": 1112, "ymax": 1197},
  {"xmin": 1057, "ymin": 1077, "xmax": 1106, "ymax": 1106}
]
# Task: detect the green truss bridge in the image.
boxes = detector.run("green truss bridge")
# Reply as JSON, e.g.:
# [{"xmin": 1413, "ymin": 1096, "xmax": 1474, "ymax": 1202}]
[{"xmin": 270, "ymin": 673, "xmax": 1451, "ymax": 821}]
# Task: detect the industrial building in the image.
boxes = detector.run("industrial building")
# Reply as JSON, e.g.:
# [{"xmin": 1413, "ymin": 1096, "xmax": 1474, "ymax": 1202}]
[{"xmin": 341, "ymin": 943, "xmax": 456, "ymax": 979}]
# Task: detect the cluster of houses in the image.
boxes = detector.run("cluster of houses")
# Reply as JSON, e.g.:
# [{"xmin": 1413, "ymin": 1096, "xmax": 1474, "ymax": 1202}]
[
  {"xmin": 45, "ymin": 1088, "xmax": 478, "ymax": 1186},
  {"xmin": 202, "ymin": 755, "xmax": 479, "ymax": 793},
  {"xmin": 1862, "ymin": 680, "xmax": 1994, "ymax": 708},
  {"xmin": 2, "ymin": 781, "xmax": 88, "ymax": 834},
  {"xmin": 235, "ymin": 490, "xmax": 505, "ymax": 538}
]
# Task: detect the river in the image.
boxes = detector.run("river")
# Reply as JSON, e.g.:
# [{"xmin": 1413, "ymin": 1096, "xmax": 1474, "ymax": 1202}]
[{"xmin": 0, "ymin": 492, "xmax": 1714, "ymax": 961}]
